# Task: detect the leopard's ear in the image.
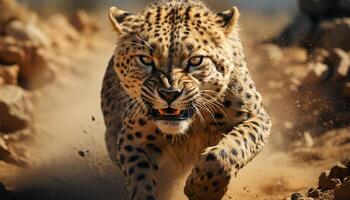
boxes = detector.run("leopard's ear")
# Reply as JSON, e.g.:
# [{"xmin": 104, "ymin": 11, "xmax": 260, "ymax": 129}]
[
  {"xmin": 215, "ymin": 7, "xmax": 240, "ymax": 35},
  {"xmin": 109, "ymin": 6, "xmax": 135, "ymax": 34}
]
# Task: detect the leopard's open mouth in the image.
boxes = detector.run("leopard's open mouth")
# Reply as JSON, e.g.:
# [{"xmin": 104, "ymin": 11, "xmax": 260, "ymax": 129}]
[{"xmin": 151, "ymin": 108, "xmax": 193, "ymax": 121}]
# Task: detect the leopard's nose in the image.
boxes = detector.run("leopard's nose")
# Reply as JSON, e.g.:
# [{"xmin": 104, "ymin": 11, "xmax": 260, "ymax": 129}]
[{"xmin": 158, "ymin": 88, "xmax": 182, "ymax": 103}]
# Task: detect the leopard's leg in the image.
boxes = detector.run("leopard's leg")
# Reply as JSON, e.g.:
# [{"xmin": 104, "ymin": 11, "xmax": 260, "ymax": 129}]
[
  {"xmin": 184, "ymin": 104, "xmax": 271, "ymax": 200},
  {"xmin": 113, "ymin": 124, "xmax": 164, "ymax": 200},
  {"xmin": 102, "ymin": 56, "xmax": 157, "ymax": 199},
  {"xmin": 105, "ymin": 126, "xmax": 121, "ymax": 166}
]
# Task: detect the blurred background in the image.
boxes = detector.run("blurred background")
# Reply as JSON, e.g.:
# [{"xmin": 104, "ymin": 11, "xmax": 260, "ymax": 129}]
[
  {"xmin": 1, "ymin": 0, "xmax": 350, "ymax": 200},
  {"xmin": 18, "ymin": 0, "xmax": 297, "ymax": 13}
]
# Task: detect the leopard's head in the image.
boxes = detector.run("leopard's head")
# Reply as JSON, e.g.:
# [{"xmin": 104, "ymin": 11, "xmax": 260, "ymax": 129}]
[{"xmin": 109, "ymin": 0, "xmax": 240, "ymax": 135}]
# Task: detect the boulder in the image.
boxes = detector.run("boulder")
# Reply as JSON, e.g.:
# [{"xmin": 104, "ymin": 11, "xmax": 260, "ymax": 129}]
[
  {"xmin": 40, "ymin": 14, "xmax": 81, "ymax": 50},
  {"xmin": 4, "ymin": 21, "xmax": 31, "ymax": 41},
  {"xmin": 319, "ymin": 171, "xmax": 342, "ymax": 190},
  {"xmin": 272, "ymin": 14, "xmax": 313, "ymax": 47},
  {"xmin": 0, "ymin": 0, "xmax": 22, "ymax": 25},
  {"xmin": 311, "ymin": 48, "xmax": 329, "ymax": 63},
  {"xmin": 319, "ymin": 18, "xmax": 350, "ymax": 51},
  {"xmin": 0, "ymin": 136, "xmax": 8, "ymax": 151},
  {"xmin": 291, "ymin": 193, "xmax": 314, "ymax": 200},
  {"xmin": 0, "ymin": 37, "xmax": 25, "ymax": 65},
  {"xmin": 307, "ymin": 188, "xmax": 322, "ymax": 198},
  {"xmin": 0, "ymin": 136, "xmax": 13, "ymax": 164},
  {"xmin": 292, "ymin": 159, "xmax": 350, "ymax": 200},
  {"xmin": 334, "ymin": 178, "xmax": 350, "ymax": 200},
  {"xmin": 70, "ymin": 10, "xmax": 98, "ymax": 34},
  {"xmin": 307, "ymin": 188, "xmax": 335, "ymax": 200},
  {"xmin": 0, "ymin": 182, "xmax": 14, "ymax": 200},
  {"xmin": 304, "ymin": 62, "xmax": 331, "ymax": 82},
  {"xmin": 0, "ymin": 37, "xmax": 54, "ymax": 88},
  {"xmin": 328, "ymin": 163, "xmax": 349, "ymax": 181},
  {"xmin": 47, "ymin": 14, "xmax": 80, "ymax": 42},
  {"xmin": 0, "ymin": 85, "xmax": 33, "ymax": 133},
  {"xmin": 326, "ymin": 49, "xmax": 350, "ymax": 80},
  {"xmin": 5, "ymin": 20, "xmax": 51, "ymax": 47},
  {"xmin": 299, "ymin": 0, "xmax": 337, "ymax": 17},
  {"xmin": 19, "ymin": 44, "xmax": 55, "ymax": 88},
  {"xmin": 344, "ymin": 82, "xmax": 350, "ymax": 97},
  {"xmin": 0, "ymin": 64, "xmax": 19, "ymax": 85},
  {"xmin": 0, "ymin": 0, "xmax": 36, "ymax": 34},
  {"xmin": 338, "ymin": 0, "xmax": 350, "ymax": 14},
  {"xmin": 257, "ymin": 44, "xmax": 283, "ymax": 66},
  {"xmin": 283, "ymin": 47, "xmax": 308, "ymax": 64}
]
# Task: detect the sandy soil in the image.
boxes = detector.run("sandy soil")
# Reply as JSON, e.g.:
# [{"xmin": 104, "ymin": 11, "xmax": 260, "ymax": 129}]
[{"xmin": 1, "ymin": 16, "xmax": 349, "ymax": 200}]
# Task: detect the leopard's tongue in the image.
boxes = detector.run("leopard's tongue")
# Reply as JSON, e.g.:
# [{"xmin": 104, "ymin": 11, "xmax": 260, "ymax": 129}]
[{"xmin": 158, "ymin": 108, "xmax": 181, "ymax": 116}]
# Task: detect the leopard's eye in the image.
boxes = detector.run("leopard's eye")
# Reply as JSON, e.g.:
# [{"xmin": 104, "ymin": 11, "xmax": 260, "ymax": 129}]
[
  {"xmin": 188, "ymin": 56, "xmax": 204, "ymax": 68},
  {"xmin": 138, "ymin": 56, "xmax": 154, "ymax": 67},
  {"xmin": 188, "ymin": 56, "xmax": 204, "ymax": 72}
]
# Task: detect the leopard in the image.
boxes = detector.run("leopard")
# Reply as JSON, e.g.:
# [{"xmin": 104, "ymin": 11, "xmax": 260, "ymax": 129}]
[{"xmin": 101, "ymin": 0, "xmax": 272, "ymax": 200}]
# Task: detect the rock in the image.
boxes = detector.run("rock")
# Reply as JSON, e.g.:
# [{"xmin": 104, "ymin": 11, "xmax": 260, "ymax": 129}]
[
  {"xmin": 0, "ymin": 64, "xmax": 19, "ymax": 85},
  {"xmin": 307, "ymin": 188, "xmax": 335, "ymax": 200},
  {"xmin": 304, "ymin": 132, "xmax": 314, "ymax": 147},
  {"xmin": 311, "ymin": 48, "xmax": 330, "ymax": 63},
  {"xmin": 25, "ymin": 23, "xmax": 51, "ymax": 47},
  {"xmin": 319, "ymin": 18, "xmax": 350, "ymax": 51},
  {"xmin": 0, "ymin": 85, "xmax": 33, "ymax": 133},
  {"xmin": 0, "ymin": 0, "xmax": 34, "ymax": 28},
  {"xmin": 0, "ymin": 45, "xmax": 23, "ymax": 65},
  {"xmin": 257, "ymin": 44, "xmax": 284, "ymax": 66},
  {"xmin": 0, "ymin": 137, "xmax": 11, "ymax": 161},
  {"xmin": 41, "ymin": 14, "xmax": 81, "ymax": 50},
  {"xmin": 4, "ymin": 21, "xmax": 31, "ymax": 41},
  {"xmin": 304, "ymin": 62, "xmax": 331, "ymax": 82},
  {"xmin": 329, "ymin": 163, "xmax": 349, "ymax": 181},
  {"xmin": 291, "ymin": 193, "xmax": 309, "ymax": 200},
  {"xmin": 283, "ymin": 47, "xmax": 308, "ymax": 64},
  {"xmin": 291, "ymin": 193, "xmax": 304, "ymax": 200},
  {"xmin": 307, "ymin": 188, "xmax": 322, "ymax": 198},
  {"xmin": 328, "ymin": 178, "xmax": 341, "ymax": 189},
  {"xmin": 345, "ymin": 158, "xmax": 350, "ymax": 169},
  {"xmin": 0, "ymin": 37, "xmax": 54, "ymax": 88},
  {"xmin": 291, "ymin": 193, "xmax": 314, "ymax": 200},
  {"xmin": 0, "ymin": 37, "xmax": 25, "ymax": 65},
  {"xmin": 0, "ymin": 136, "xmax": 8, "ymax": 151},
  {"xmin": 78, "ymin": 150, "xmax": 85, "ymax": 157},
  {"xmin": 0, "ymin": 136, "xmax": 27, "ymax": 166},
  {"xmin": 338, "ymin": 0, "xmax": 350, "ymax": 14},
  {"xmin": 47, "ymin": 14, "xmax": 80, "ymax": 42},
  {"xmin": 19, "ymin": 43, "xmax": 55, "ymax": 88},
  {"xmin": 334, "ymin": 178, "xmax": 350, "ymax": 200},
  {"xmin": 326, "ymin": 48, "xmax": 350, "ymax": 79},
  {"xmin": 294, "ymin": 159, "xmax": 350, "ymax": 200},
  {"xmin": 319, "ymin": 171, "xmax": 341, "ymax": 190},
  {"xmin": 70, "ymin": 10, "xmax": 98, "ymax": 34},
  {"xmin": 272, "ymin": 14, "xmax": 313, "ymax": 47},
  {"xmin": 0, "ymin": 182, "xmax": 14, "ymax": 200},
  {"xmin": 5, "ymin": 20, "xmax": 51, "ymax": 47},
  {"xmin": 299, "ymin": 0, "xmax": 337, "ymax": 17}
]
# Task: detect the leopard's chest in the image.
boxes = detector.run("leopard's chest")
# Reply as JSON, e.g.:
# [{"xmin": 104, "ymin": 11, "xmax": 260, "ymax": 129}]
[
  {"xmin": 155, "ymin": 128, "xmax": 224, "ymax": 197},
  {"xmin": 158, "ymin": 126, "xmax": 224, "ymax": 169}
]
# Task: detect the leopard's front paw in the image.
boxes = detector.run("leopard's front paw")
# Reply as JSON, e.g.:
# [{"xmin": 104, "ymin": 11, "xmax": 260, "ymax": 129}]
[
  {"xmin": 128, "ymin": 185, "xmax": 156, "ymax": 200},
  {"xmin": 184, "ymin": 149, "xmax": 233, "ymax": 200}
]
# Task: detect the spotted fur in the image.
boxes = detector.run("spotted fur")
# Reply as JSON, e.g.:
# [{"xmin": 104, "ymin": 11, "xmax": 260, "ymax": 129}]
[{"xmin": 101, "ymin": 1, "xmax": 272, "ymax": 200}]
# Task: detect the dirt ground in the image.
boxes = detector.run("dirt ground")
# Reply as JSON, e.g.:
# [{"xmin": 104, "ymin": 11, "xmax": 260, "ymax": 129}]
[{"xmin": 1, "ymin": 11, "xmax": 350, "ymax": 200}]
